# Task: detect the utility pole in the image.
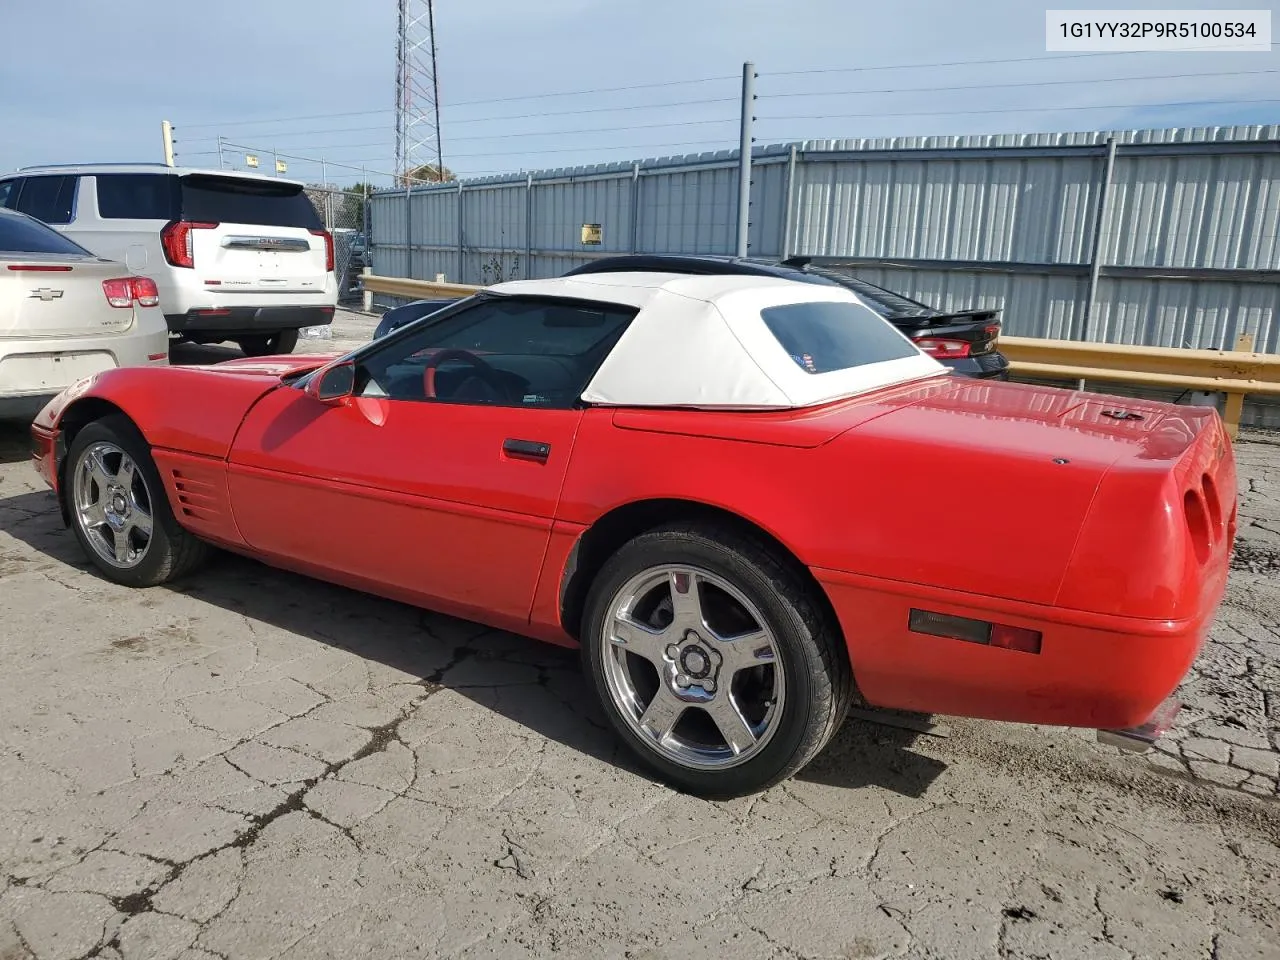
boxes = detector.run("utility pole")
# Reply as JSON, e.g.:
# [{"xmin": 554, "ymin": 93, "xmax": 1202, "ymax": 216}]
[
  {"xmin": 217, "ymin": 136, "xmax": 226, "ymax": 169},
  {"xmin": 735, "ymin": 61, "xmax": 756, "ymax": 258},
  {"xmin": 161, "ymin": 120, "xmax": 175, "ymax": 167}
]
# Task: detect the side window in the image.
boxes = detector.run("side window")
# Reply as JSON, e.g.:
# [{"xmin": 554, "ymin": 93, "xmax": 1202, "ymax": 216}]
[
  {"xmin": 0, "ymin": 179, "xmax": 18, "ymax": 210},
  {"xmin": 354, "ymin": 297, "xmax": 636, "ymax": 409},
  {"xmin": 13, "ymin": 175, "xmax": 78, "ymax": 225},
  {"xmin": 96, "ymin": 173, "xmax": 176, "ymax": 220}
]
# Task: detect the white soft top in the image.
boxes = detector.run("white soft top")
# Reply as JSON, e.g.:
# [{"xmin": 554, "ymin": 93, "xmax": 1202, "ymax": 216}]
[{"xmin": 487, "ymin": 271, "xmax": 947, "ymax": 409}]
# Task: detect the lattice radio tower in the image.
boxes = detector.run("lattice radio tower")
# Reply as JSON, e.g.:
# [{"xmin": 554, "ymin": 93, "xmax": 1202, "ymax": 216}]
[{"xmin": 395, "ymin": 0, "xmax": 443, "ymax": 185}]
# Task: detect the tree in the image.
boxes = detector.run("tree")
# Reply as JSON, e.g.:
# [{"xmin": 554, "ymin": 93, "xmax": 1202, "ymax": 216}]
[
  {"xmin": 401, "ymin": 162, "xmax": 456, "ymax": 186},
  {"xmin": 341, "ymin": 183, "xmax": 376, "ymax": 230}
]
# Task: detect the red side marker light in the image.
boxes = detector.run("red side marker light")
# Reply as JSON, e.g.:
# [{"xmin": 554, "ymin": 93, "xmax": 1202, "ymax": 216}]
[{"xmin": 908, "ymin": 609, "xmax": 1042, "ymax": 655}]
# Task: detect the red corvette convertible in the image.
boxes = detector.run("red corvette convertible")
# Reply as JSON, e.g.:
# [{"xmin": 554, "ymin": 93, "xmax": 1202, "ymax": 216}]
[{"xmin": 30, "ymin": 271, "xmax": 1236, "ymax": 797}]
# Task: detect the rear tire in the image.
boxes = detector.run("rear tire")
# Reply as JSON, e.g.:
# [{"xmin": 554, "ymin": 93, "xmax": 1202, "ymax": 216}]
[
  {"xmin": 580, "ymin": 522, "xmax": 853, "ymax": 798},
  {"xmin": 66, "ymin": 415, "xmax": 210, "ymax": 587},
  {"xmin": 237, "ymin": 330, "xmax": 299, "ymax": 357}
]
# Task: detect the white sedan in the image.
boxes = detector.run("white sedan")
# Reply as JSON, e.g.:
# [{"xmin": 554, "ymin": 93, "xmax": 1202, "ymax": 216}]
[{"xmin": 0, "ymin": 208, "xmax": 169, "ymax": 420}]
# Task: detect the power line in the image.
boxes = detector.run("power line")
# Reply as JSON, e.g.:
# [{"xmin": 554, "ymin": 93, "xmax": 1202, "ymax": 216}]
[
  {"xmin": 447, "ymin": 73, "xmax": 738, "ymax": 107},
  {"xmin": 181, "ymin": 78, "xmax": 740, "ymax": 130},
  {"xmin": 182, "ymin": 96, "xmax": 738, "ymax": 134},
  {"xmin": 764, "ymin": 43, "xmax": 1280, "ymax": 78},
  {"xmin": 183, "ymin": 116, "xmax": 740, "ymax": 149},
  {"xmin": 179, "ymin": 63, "xmax": 1275, "ymax": 148},
  {"xmin": 216, "ymin": 138, "xmax": 736, "ymax": 167},
  {"xmin": 181, "ymin": 42, "xmax": 1280, "ymax": 132},
  {"xmin": 758, "ymin": 94, "xmax": 1280, "ymax": 123},
  {"xmin": 760, "ymin": 67, "xmax": 1280, "ymax": 100}
]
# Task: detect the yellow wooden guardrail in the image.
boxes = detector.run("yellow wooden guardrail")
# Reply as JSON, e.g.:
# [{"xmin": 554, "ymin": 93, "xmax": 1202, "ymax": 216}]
[
  {"xmin": 360, "ymin": 272, "xmax": 482, "ymax": 301},
  {"xmin": 999, "ymin": 333, "xmax": 1280, "ymax": 439},
  {"xmin": 358, "ymin": 273, "xmax": 1279, "ymax": 439}
]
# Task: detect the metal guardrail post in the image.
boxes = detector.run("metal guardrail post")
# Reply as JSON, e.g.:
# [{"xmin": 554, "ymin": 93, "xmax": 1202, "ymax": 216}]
[
  {"xmin": 781, "ymin": 143, "xmax": 797, "ymax": 259},
  {"xmin": 1079, "ymin": 136, "xmax": 1119, "ymax": 391},
  {"xmin": 457, "ymin": 180, "xmax": 465, "ymax": 284},
  {"xmin": 735, "ymin": 61, "xmax": 755, "ymax": 258}
]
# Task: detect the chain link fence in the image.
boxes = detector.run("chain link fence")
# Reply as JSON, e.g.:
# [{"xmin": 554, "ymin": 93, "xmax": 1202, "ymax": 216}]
[
  {"xmin": 305, "ymin": 184, "xmax": 371, "ymax": 300},
  {"xmin": 296, "ymin": 184, "xmax": 372, "ymax": 339}
]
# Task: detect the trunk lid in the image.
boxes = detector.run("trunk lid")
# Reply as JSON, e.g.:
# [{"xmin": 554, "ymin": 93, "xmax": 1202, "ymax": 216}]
[
  {"xmin": 0, "ymin": 253, "xmax": 137, "ymax": 339},
  {"xmin": 174, "ymin": 174, "xmax": 330, "ymax": 295},
  {"xmin": 810, "ymin": 377, "xmax": 1216, "ymax": 607}
]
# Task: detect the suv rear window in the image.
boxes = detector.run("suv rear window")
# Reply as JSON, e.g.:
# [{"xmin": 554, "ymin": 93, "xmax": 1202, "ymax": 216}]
[
  {"xmin": 96, "ymin": 173, "xmax": 177, "ymax": 220},
  {"xmin": 761, "ymin": 300, "xmax": 920, "ymax": 374},
  {"xmin": 0, "ymin": 212, "xmax": 93, "ymax": 255},
  {"xmin": 179, "ymin": 175, "xmax": 322, "ymax": 229}
]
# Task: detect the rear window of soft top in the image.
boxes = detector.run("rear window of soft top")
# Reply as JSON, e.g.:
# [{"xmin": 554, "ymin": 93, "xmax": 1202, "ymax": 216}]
[{"xmin": 761, "ymin": 300, "xmax": 921, "ymax": 375}]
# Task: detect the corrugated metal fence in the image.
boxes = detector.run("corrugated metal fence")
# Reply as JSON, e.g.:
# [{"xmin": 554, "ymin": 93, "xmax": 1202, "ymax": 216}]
[{"xmin": 368, "ymin": 124, "xmax": 1280, "ymax": 421}]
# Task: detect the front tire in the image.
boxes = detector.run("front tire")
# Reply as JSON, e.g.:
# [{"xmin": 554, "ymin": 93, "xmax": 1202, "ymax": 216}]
[
  {"xmin": 580, "ymin": 522, "xmax": 853, "ymax": 798},
  {"xmin": 237, "ymin": 329, "xmax": 299, "ymax": 357},
  {"xmin": 66, "ymin": 415, "xmax": 210, "ymax": 587}
]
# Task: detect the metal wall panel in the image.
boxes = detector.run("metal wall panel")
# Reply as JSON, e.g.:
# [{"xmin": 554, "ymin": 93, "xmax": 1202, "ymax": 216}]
[
  {"xmin": 1102, "ymin": 152, "xmax": 1280, "ymax": 270},
  {"xmin": 790, "ymin": 155, "xmax": 1104, "ymax": 264}
]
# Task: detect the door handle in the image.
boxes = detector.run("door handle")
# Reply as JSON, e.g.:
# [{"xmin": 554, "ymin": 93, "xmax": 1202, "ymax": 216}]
[{"xmin": 503, "ymin": 438, "xmax": 551, "ymax": 463}]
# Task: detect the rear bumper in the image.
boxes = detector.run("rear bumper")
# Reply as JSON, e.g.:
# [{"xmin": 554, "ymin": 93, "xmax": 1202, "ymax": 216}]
[
  {"xmin": 167, "ymin": 305, "xmax": 335, "ymax": 337},
  {"xmin": 815, "ymin": 567, "xmax": 1210, "ymax": 731},
  {"xmin": 0, "ymin": 326, "xmax": 169, "ymax": 421}
]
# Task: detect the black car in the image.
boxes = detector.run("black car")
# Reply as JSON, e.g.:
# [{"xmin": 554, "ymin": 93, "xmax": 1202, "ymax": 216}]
[
  {"xmin": 372, "ymin": 298, "xmax": 460, "ymax": 339},
  {"xmin": 563, "ymin": 255, "xmax": 1009, "ymax": 380}
]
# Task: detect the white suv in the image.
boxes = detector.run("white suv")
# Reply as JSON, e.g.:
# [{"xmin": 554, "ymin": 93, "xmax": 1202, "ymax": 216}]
[{"xmin": 0, "ymin": 164, "xmax": 338, "ymax": 356}]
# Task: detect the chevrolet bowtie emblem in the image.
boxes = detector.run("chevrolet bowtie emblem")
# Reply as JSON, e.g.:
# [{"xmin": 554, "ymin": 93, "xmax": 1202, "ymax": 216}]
[{"xmin": 30, "ymin": 288, "xmax": 64, "ymax": 301}]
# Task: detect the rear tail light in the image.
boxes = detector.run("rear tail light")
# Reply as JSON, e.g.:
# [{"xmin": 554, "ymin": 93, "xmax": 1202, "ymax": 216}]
[
  {"xmin": 160, "ymin": 220, "xmax": 217, "ymax": 268},
  {"xmin": 130, "ymin": 276, "xmax": 160, "ymax": 307},
  {"xmin": 102, "ymin": 277, "xmax": 160, "ymax": 309},
  {"xmin": 913, "ymin": 337, "xmax": 972, "ymax": 359},
  {"xmin": 310, "ymin": 229, "xmax": 335, "ymax": 272},
  {"xmin": 984, "ymin": 323, "xmax": 1000, "ymax": 338},
  {"xmin": 102, "ymin": 278, "xmax": 134, "ymax": 308},
  {"xmin": 1183, "ymin": 488, "xmax": 1213, "ymax": 564},
  {"xmin": 908, "ymin": 609, "xmax": 1043, "ymax": 655},
  {"xmin": 7, "ymin": 264, "xmax": 73, "ymax": 272}
]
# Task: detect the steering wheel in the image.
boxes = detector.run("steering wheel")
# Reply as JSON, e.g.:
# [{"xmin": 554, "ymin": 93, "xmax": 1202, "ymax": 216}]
[{"xmin": 422, "ymin": 348, "xmax": 494, "ymax": 399}]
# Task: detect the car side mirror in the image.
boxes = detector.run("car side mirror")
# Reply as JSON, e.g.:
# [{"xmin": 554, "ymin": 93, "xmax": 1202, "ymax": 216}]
[{"xmin": 305, "ymin": 361, "xmax": 355, "ymax": 404}]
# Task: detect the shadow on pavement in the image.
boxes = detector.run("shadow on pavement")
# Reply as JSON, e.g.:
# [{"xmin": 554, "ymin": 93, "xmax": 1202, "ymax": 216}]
[
  {"xmin": 169, "ymin": 341, "xmax": 244, "ymax": 366},
  {"xmin": 0, "ymin": 422, "xmax": 32, "ymax": 465},
  {"xmin": 0, "ymin": 487, "xmax": 947, "ymax": 799}
]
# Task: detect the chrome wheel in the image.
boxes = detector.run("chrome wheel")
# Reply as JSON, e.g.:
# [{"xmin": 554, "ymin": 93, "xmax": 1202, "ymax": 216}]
[
  {"xmin": 72, "ymin": 441, "xmax": 155, "ymax": 570},
  {"xmin": 601, "ymin": 564, "xmax": 785, "ymax": 770}
]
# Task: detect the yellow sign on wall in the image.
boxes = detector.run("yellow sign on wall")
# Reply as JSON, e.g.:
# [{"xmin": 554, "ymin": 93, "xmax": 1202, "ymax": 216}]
[{"xmin": 581, "ymin": 223, "xmax": 602, "ymax": 245}]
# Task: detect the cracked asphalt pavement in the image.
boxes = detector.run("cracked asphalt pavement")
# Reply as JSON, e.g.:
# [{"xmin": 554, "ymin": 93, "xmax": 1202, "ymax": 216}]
[{"xmin": 1, "ymin": 317, "xmax": 1278, "ymax": 959}]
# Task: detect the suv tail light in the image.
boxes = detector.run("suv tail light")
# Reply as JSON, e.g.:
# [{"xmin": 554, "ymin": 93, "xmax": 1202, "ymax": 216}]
[
  {"xmin": 310, "ymin": 229, "xmax": 335, "ymax": 272},
  {"xmin": 102, "ymin": 277, "xmax": 160, "ymax": 309},
  {"xmin": 160, "ymin": 220, "xmax": 217, "ymax": 268},
  {"xmin": 913, "ymin": 337, "xmax": 972, "ymax": 359}
]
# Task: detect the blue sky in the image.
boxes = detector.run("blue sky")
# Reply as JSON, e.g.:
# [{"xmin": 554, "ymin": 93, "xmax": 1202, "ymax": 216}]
[{"xmin": 2, "ymin": 0, "xmax": 1276, "ymax": 185}]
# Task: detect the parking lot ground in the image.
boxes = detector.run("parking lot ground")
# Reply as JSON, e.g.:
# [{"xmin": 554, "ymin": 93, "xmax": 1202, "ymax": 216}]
[{"xmin": 1, "ymin": 325, "xmax": 1278, "ymax": 960}]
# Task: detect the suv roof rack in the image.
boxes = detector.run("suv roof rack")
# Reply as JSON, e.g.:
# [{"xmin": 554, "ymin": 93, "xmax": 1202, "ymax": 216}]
[{"xmin": 16, "ymin": 162, "xmax": 174, "ymax": 172}]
